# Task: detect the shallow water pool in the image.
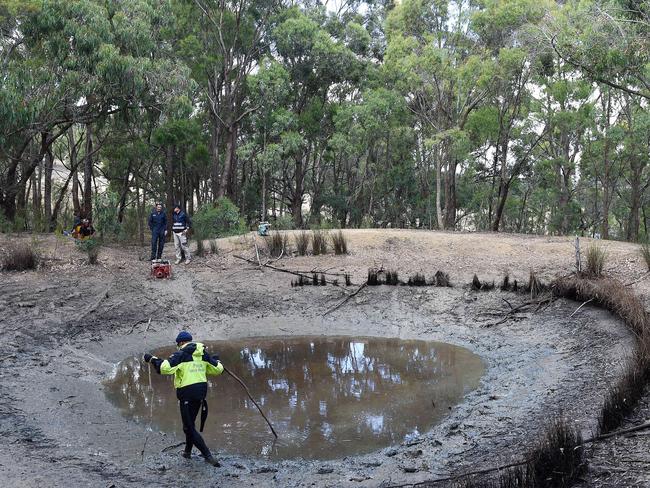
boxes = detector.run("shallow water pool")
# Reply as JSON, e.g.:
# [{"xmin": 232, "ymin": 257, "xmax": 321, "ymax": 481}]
[{"xmin": 104, "ymin": 336, "xmax": 484, "ymax": 460}]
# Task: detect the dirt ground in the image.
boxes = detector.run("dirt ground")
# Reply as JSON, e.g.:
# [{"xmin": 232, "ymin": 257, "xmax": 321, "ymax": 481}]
[{"xmin": 1, "ymin": 229, "xmax": 649, "ymax": 487}]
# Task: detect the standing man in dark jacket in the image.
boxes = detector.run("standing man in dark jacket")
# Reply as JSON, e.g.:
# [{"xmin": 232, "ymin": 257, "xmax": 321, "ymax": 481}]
[
  {"xmin": 172, "ymin": 203, "xmax": 192, "ymax": 265},
  {"xmin": 144, "ymin": 331, "xmax": 223, "ymax": 466},
  {"xmin": 148, "ymin": 202, "xmax": 167, "ymax": 261}
]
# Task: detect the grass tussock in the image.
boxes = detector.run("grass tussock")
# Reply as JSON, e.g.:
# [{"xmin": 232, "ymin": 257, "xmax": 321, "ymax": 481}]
[
  {"xmin": 435, "ymin": 270, "xmax": 451, "ymax": 287},
  {"xmin": 598, "ymin": 351, "xmax": 650, "ymax": 433},
  {"xmin": 344, "ymin": 273, "xmax": 352, "ymax": 286},
  {"xmin": 312, "ymin": 230, "xmax": 328, "ymax": 255},
  {"xmin": 585, "ymin": 243, "xmax": 607, "ymax": 277},
  {"xmin": 472, "ymin": 274, "xmax": 495, "ymax": 291},
  {"xmin": 265, "ymin": 231, "xmax": 288, "ymax": 258},
  {"xmin": 407, "ymin": 273, "xmax": 427, "ymax": 286},
  {"xmin": 524, "ymin": 271, "xmax": 545, "ymax": 298},
  {"xmin": 195, "ymin": 238, "xmax": 206, "ymax": 257},
  {"xmin": 1, "ymin": 242, "xmax": 39, "ymax": 271},
  {"xmin": 367, "ymin": 268, "xmax": 380, "ymax": 286},
  {"xmin": 331, "ymin": 230, "xmax": 348, "ymax": 255},
  {"xmin": 295, "ymin": 231, "xmax": 310, "ymax": 256},
  {"xmin": 209, "ymin": 239, "xmax": 219, "ymax": 254},
  {"xmin": 455, "ymin": 418, "xmax": 584, "ymax": 488},
  {"xmin": 385, "ymin": 270, "xmax": 399, "ymax": 286},
  {"xmin": 640, "ymin": 242, "xmax": 650, "ymax": 271}
]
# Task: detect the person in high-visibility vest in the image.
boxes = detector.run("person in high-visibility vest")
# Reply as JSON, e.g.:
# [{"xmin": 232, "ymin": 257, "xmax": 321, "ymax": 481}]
[{"xmin": 144, "ymin": 331, "xmax": 223, "ymax": 466}]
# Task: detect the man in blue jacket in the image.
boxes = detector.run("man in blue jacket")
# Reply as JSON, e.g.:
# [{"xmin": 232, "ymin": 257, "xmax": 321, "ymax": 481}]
[
  {"xmin": 148, "ymin": 202, "xmax": 167, "ymax": 260},
  {"xmin": 172, "ymin": 203, "xmax": 192, "ymax": 265}
]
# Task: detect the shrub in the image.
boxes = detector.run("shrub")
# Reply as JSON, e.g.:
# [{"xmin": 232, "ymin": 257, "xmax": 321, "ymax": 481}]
[
  {"xmin": 312, "ymin": 230, "xmax": 328, "ymax": 255},
  {"xmin": 331, "ymin": 230, "xmax": 348, "ymax": 255},
  {"xmin": 0, "ymin": 211, "xmax": 12, "ymax": 233},
  {"xmin": 367, "ymin": 268, "xmax": 380, "ymax": 286},
  {"xmin": 407, "ymin": 273, "xmax": 427, "ymax": 286},
  {"xmin": 265, "ymin": 231, "xmax": 288, "ymax": 258},
  {"xmin": 273, "ymin": 214, "xmax": 295, "ymax": 230},
  {"xmin": 385, "ymin": 270, "xmax": 399, "ymax": 285},
  {"xmin": 77, "ymin": 238, "xmax": 100, "ymax": 265},
  {"xmin": 585, "ymin": 243, "xmax": 606, "ymax": 277},
  {"xmin": 1, "ymin": 242, "xmax": 39, "ymax": 271},
  {"xmin": 193, "ymin": 197, "xmax": 245, "ymax": 240},
  {"xmin": 640, "ymin": 242, "xmax": 650, "ymax": 271},
  {"xmin": 295, "ymin": 231, "xmax": 310, "ymax": 256}
]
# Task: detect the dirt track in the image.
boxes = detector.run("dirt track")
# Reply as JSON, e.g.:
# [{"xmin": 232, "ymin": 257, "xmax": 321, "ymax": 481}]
[{"xmin": 1, "ymin": 229, "xmax": 648, "ymax": 487}]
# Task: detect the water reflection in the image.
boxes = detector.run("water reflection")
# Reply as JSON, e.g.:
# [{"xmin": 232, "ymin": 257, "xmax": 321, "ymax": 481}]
[{"xmin": 104, "ymin": 336, "xmax": 484, "ymax": 460}]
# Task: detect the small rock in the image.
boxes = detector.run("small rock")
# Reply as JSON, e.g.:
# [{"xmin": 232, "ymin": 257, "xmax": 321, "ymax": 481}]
[
  {"xmin": 401, "ymin": 465, "xmax": 418, "ymax": 473},
  {"xmin": 254, "ymin": 466, "xmax": 278, "ymax": 474},
  {"xmin": 350, "ymin": 475, "xmax": 371, "ymax": 482},
  {"xmin": 362, "ymin": 460, "xmax": 382, "ymax": 467},
  {"xmin": 317, "ymin": 466, "xmax": 334, "ymax": 474},
  {"xmin": 232, "ymin": 462, "xmax": 246, "ymax": 470},
  {"xmin": 405, "ymin": 449, "xmax": 423, "ymax": 458},
  {"xmin": 385, "ymin": 449, "xmax": 398, "ymax": 457}
]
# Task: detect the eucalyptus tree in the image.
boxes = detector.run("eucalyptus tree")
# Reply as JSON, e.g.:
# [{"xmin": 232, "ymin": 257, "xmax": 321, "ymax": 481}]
[{"xmin": 384, "ymin": 0, "xmax": 491, "ymax": 230}]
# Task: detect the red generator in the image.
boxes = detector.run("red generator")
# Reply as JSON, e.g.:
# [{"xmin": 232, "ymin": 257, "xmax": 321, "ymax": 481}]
[{"xmin": 151, "ymin": 259, "xmax": 172, "ymax": 279}]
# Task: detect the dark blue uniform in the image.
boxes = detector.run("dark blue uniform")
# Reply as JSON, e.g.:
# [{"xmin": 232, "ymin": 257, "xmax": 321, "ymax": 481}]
[{"xmin": 148, "ymin": 209, "xmax": 167, "ymax": 260}]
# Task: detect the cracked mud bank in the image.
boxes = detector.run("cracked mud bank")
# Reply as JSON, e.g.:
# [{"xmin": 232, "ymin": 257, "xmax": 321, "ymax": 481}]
[{"xmin": 0, "ymin": 230, "xmax": 641, "ymax": 487}]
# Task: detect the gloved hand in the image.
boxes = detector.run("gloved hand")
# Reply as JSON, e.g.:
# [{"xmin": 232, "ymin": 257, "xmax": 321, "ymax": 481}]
[
  {"xmin": 144, "ymin": 353, "xmax": 153, "ymax": 363},
  {"xmin": 212, "ymin": 354, "xmax": 220, "ymax": 361}
]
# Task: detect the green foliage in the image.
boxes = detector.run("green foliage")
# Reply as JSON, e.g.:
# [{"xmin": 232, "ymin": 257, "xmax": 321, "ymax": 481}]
[
  {"xmin": 193, "ymin": 198, "xmax": 245, "ymax": 240},
  {"xmin": 92, "ymin": 191, "xmax": 121, "ymax": 241}
]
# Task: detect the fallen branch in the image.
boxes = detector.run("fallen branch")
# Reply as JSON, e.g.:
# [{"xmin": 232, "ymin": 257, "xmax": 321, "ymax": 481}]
[
  {"xmin": 223, "ymin": 365, "xmax": 277, "ymax": 438},
  {"xmin": 161, "ymin": 441, "xmax": 185, "ymax": 453},
  {"xmin": 324, "ymin": 283, "xmax": 368, "ymax": 316},
  {"xmin": 569, "ymin": 298, "xmax": 595, "ymax": 318},
  {"xmin": 582, "ymin": 420, "xmax": 650, "ymax": 444},
  {"xmin": 233, "ymin": 254, "xmax": 348, "ymax": 287},
  {"xmin": 141, "ymin": 434, "xmax": 149, "ymax": 461}
]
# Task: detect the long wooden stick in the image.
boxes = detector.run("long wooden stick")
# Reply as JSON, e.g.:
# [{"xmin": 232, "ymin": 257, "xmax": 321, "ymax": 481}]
[{"xmin": 223, "ymin": 365, "xmax": 278, "ymax": 439}]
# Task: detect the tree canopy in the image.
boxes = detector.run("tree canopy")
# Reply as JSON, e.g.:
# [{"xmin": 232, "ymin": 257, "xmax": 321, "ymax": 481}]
[{"xmin": 1, "ymin": 0, "xmax": 649, "ymax": 241}]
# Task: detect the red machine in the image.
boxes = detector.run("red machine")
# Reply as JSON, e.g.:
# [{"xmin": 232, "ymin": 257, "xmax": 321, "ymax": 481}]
[{"xmin": 151, "ymin": 259, "xmax": 172, "ymax": 279}]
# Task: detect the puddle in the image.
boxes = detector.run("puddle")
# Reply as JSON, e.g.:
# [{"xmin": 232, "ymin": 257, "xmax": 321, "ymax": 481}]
[{"xmin": 104, "ymin": 336, "xmax": 484, "ymax": 460}]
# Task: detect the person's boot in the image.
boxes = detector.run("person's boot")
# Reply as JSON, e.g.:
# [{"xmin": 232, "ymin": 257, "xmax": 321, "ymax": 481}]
[
  {"xmin": 175, "ymin": 258, "xmax": 182, "ymax": 265},
  {"xmin": 204, "ymin": 455, "xmax": 221, "ymax": 467},
  {"xmin": 181, "ymin": 450, "xmax": 191, "ymax": 459}
]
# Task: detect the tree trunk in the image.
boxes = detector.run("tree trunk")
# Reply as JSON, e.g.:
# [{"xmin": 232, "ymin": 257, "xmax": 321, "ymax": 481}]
[
  {"xmin": 435, "ymin": 151, "xmax": 444, "ymax": 230},
  {"xmin": 44, "ymin": 146, "xmax": 54, "ymax": 231},
  {"xmin": 218, "ymin": 125, "xmax": 237, "ymax": 198},
  {"xmin": 83, "ymin": 124, "xmax": 93, "ymax": 219},
  {"xmin": 443, "ymin": 159, "xmax": 457, "ymax": 229}
]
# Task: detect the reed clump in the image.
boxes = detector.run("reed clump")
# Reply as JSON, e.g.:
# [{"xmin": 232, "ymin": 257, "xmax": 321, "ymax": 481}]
[
  {"xmin": 331, "ymin": 230, "xmax": 348, "ymax": 255},
  {"xmin": 585, "ymin": 243, "xmax": 606, "ymax": 277},
  {"xmin": 312, "ymin": 230, "xmax": 328, "ymax": 255},
  {"xmin": 295, "ymin": 231, "xmax": 310, "ymax": 256},
  {"xmin": 1, "ymin": 242, "xmax": 39, "ymax": 271}
]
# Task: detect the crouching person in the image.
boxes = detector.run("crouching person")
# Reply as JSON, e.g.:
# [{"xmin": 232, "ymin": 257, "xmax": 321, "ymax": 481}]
[{"xmin": 144, "ymin": 331, "xmax": 223, "ymax": 466}]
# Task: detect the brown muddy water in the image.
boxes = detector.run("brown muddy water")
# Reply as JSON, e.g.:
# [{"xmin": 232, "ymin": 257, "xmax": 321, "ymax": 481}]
[{"xmin": 104, "ymin": 336, "xmax": 484, "ymax": 460}]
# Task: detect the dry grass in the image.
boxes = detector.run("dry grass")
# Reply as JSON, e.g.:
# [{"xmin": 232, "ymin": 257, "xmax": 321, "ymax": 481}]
[
  {"xmin": 331, "ymin": 230, "xmax": 348, "ymax": 255},
  {"xmin": 265, "ymin": 231, "xmax": 288, "ymax": 258},
  {"xmin": 312, "ymin": 230, "xmax": 328, "ymax": 255},
  {"xmin": 294, "ymin": 231, "xmax": 310, "ymax": 256},
  {"xmin": 640, "ymin": 242, "xmax": 650, "ymax": 271},
  {"xmin": 554, "ymin": 276, "xmax": 650, "ymax": 434},
  {"xmin": 1, "ymin": 242, "xmax": 39, "ymax": 271},
  {"xmin": 585, "ymin": 243, "xmax": 607, "ymax": 277}
]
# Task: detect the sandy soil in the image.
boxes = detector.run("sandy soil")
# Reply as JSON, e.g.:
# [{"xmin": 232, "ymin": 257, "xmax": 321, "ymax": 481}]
[{"xmin": 0, "ymin": 229, "xmax": 648, "ymax": 487}]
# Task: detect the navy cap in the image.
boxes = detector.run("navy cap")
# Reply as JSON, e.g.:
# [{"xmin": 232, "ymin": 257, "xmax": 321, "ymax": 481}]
[{"xmin": 175, "ymin": 331, "xmax": 192, "ymax": 344}]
